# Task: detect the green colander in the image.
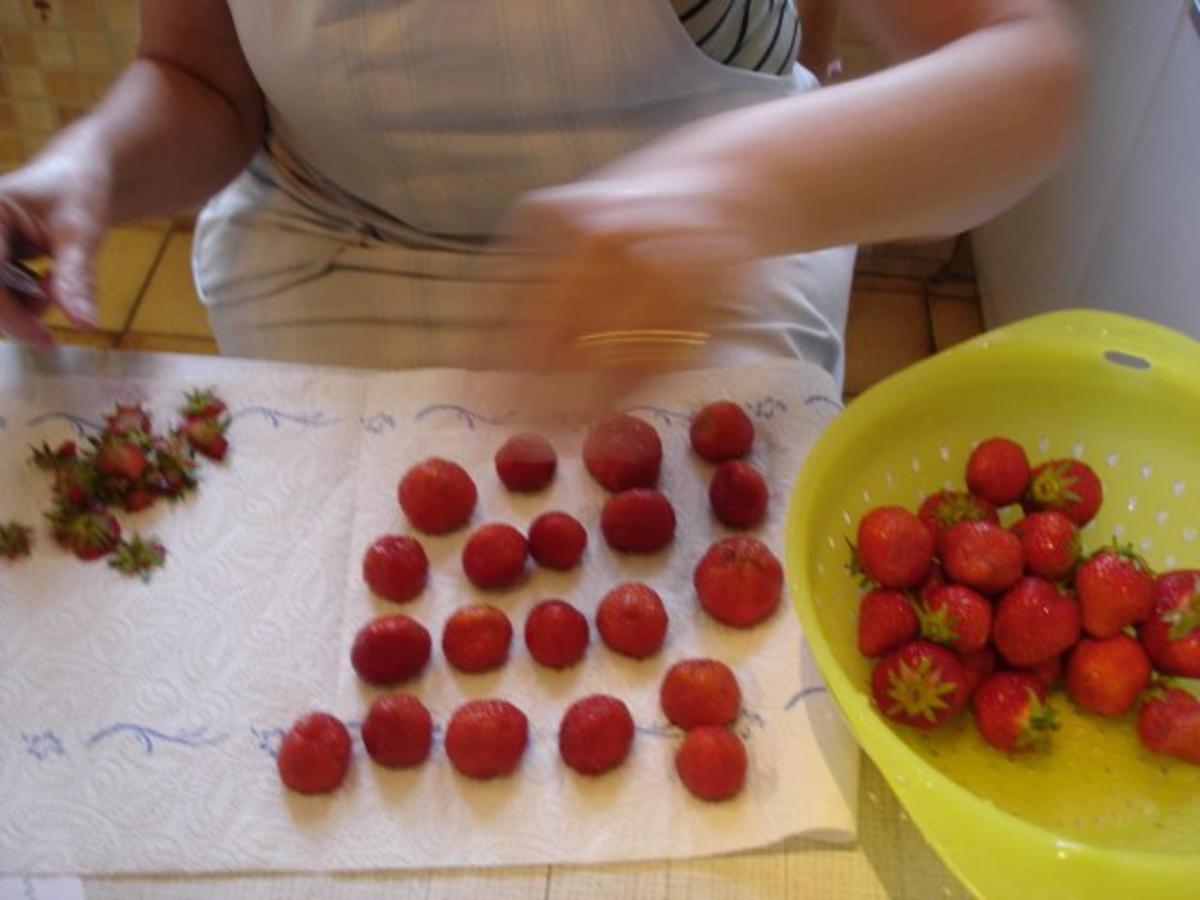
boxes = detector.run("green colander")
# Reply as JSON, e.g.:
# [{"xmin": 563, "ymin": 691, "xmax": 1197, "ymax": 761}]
[{"xmin": 787, "ymin": 310, "xmax": 1200, "ymax": 900}]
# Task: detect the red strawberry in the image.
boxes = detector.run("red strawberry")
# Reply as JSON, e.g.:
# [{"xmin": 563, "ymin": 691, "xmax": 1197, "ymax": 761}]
[
  {"xmin": 660, "ymin": 658, "xmax": 741, "ymax": 729},
  {"xmin": 442, "ymin": 604, "xmax": 513, "ymax": 673},
  {"xmin": 94, "ymin": 436, "xmax": 148, "ymax": 482},
  {"xmin": 350, "ymin": 615, "xmax": 432, "ymax": 685},
  {"xmin": 527, "ymin": 511, "xmax": 587, "ymax": 570},
  {"xmin": 689, "ymin": 401, "xmax": 754, "ymax": 462},
  {"xmin": 276, "ymin": 712, "xmax": 351, "ymax": 794},
  {"xmin": 917, "ymin": 567, "xmax": 948, "ymax": 606},
  {"xmin": 870, "ymin": 640, "xmax": 969, "ymax": 730},
  {"xmin": 121, "ymin": 486, "xmax": 157, "ymax": 513},
  {"xmin": 146, "ymin": 433, "xmax": 197, "ymax": 499},
  {"xmin": 104, "ymin": 402, "xmax": 151, "ymax": 437},
  {"xmin": 601, "ymin": 488, "xmax": 676, "ymax": 553},
  {"xmin": 960, "ymin": 646, "xmax": 998, "ymax": 698},
  {"xmin": 0, "ymin": 522, "xmax": 33, "ymax": 560},
  {"xmin": 917, "ymin": 490, "xmax": 998, "ymax": 538},
  {"xmin": 966, "ymin": 437, "xmax": 1031, "ymax": 506},
  {"xmin": 857, "ymin": 589, "xmax": 918, "ymax": 658},
  {"xmin": 1011, "ymin": 511, "xmax": 1080, "ymax": 581},
  {"xmin": 972, "ymin": 672, "xmax": 1056, "ymax": 753},
  {"xmin": 709, "ymin": 461, "xmax": 768, "ymax": 529},
  {"xmin": 180, "ymin": 417, "xmax": 228, "ymax": 462},
  {"xmin": 494, "ymin": 432, "xmax": 556, "ymax": 492},
  {"xmin": 583, "ymin": 413, "xmax": 662, "ymax": 491},
  {"xmin": 558, "ymin": 694, "xmax": 635, "ymax": 775},
  {"xmin": 31, "ymin": 442, "xmax": 94, "ymax": 508},
  {"xmin": 674, "ymin": 726, "xmax": 747, "ymax": 802},
  {"xmin": 919, "ymin": 584, "xmax": 992, "ymax": 654},
  {"xmin": 1137, "ymin": 688, "xmax": 1200, "ymax": 765},
  {"xmin": 180, "ymin": 388, "xmax": 228, "ymax": 421},
  {"xmin": 46, "ymin": 506, "xmax": 121, "ymax": 561},
  {"xmin": 1066, "ymin": 635, "xmax": 1151, "ymax": 716},
  {"xmin": 853, "ymin": 506, "xmax": 935, "ymax": 589},
  {"xmin": 1076, "ymin": 544, "xmax": 1155, "ymax": 639},
  {"xmin": 362, "ymin": 534, "xmax": 428, "ymax": 604},
  {"xmin": 1024, "ymin": 459, "xmax": 1103, "ymax": 526},
  {"xmin": 596, "ymin": 582, "xmax": 669, "ymax": 659},
  {"xmin": 694, "ymin": 536, "xmax": 783, "ymax": 628},
  {"xmin": 461, "ymin": 523, "xmax": 528, "ymax": 589},
  {"xmin": 445, "ymin": 699, "xmax": 528, "ymax": 779},
  {"xmin": 1138, "ymin": 570, "xmax": 1200, "ymax": 677},
  {"xmin": 397, "ymin": 457, "xmax": 477, "ymax": 535},
  {"xmin": 362, "ymin": 694, "xmax": 433, "ymax": 769},
  {"xmin": 1020, "ymin": 654, "xmax": 1064, "ymax": 691},
  {"xmin": 524, "ymin": 599, "xmax": 589, "ymax": 670},
  {"xmin": 992, "ymin": 577, "xmax": 1081, "ymax": 667},
  {"xmin": 939, "ymin": 521, "xmax": 1024, "ymax": 596}
]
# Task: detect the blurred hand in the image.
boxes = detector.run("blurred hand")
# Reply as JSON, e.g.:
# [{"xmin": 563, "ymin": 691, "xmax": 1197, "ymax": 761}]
[{"xmin": 0, "ymin": 152, "xmax": 112, "ymax": 344}]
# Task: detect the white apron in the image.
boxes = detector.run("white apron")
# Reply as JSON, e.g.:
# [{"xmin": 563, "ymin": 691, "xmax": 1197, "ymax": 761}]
[{"xmin": 194, "ymin": 0, "xmax": 854, "ymax": 383}]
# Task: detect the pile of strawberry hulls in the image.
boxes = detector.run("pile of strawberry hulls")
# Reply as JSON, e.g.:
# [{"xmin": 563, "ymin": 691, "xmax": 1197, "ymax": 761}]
[
  {"xmin": 854, "ymin": 436, "xmax": 1200, "ymax": 766},
  {"xmin": 14, "ymin": 389, "xmax": 230, "ymax": 581}
]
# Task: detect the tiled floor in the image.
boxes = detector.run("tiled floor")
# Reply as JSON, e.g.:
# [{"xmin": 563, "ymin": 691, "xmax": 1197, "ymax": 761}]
[{"xmin": 5, "ymin": 223, "xmax": 985, "ymax": 399}]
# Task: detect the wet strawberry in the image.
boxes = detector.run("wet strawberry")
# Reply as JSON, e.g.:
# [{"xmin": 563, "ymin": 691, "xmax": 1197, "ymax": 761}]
[
  {"xmin": 362, "ymin": 534, "xmax": 428, "ymax": 603},
  {"xmin": 397, "ymin": 457, "xmax": 477, "ymax": 535},
  {"xmin": 1024, "ymin": 459, "xmax": 1103, "ymax": 526},
  {"xmin": 524, "ymin": 599, "xmax": 590, "ymax": 669},
  {"xmin": 1137, "ymin": 688, "xmax": 1200, "ymax": 765},
  {"xmin": 146, "ymin": 432, "xmax": 197, "ymax": 499},
  {"xmin": 104, "ymin": 402, "xmax": 152, "ymax": 438},
  {"xmin": 972, "ymin": 672, "xmax": 1056, "ymax": 753},
  {"xmin": 694, "ymin": 536, "xmax": 783, "ymax": 628},
  {"xmin": 180, "ymin": 416, "xmax": 228, "ymax": 462},
  {"xmin": 494, "ymin": 432, "xmax": 556, "ymax": 492},
  {"xmin": 558, "ymin": 694, "xmax": 635, "ymax": 775},
  {"xmin": 660, "ymin": 658, "xmax": 741, "ymax": 729},
  {"xmin": 1066, "ymin": 635, "xmax": 1151, "ymax": 717},
  {"xmin": 689, "ymin": 401, "xmax": 754, "ymax": 462},
  {"xmin": 856, "ymin": 589, "xmax": 918, "ymax": 658},
  {"xmin": 121, "ymin": 486, "xmax": 157, "ymax": 513},
  {"xmin": 94, "ymin": 436, "xmax": 148, "ymax": 482},
  {"xmin": 1076, "ymin": 543, "xmax": 1155, "ymax": 639},
  {"xmin": 445, "ymin": 699, "xmax": 528, "ymax": 779},
  {"xmin": 709, "ymin": 461, "xmax": 768, "ymax": 529},
  {"xmin": 350, "ymin": 614, "xmax": 432, "ymax": 685},
  {"xmin": 46, "ymin": 505, "xmax": 121, "ymax": 561},
  {"xmin": 179, "ymin": 388, "xmax": 228, "ymax": 421},
  {"xmin": 870, "ymin": 640, "xmax": 969, "ymax": 730},
  {"xmin": 919, "ymin": 584, "xmax": 992, "ymax": 654},
  {"xmin": 0, "ymin": 521, "xmax": 33, "ymax": 560},
  {"xmin": 442, "ymin": 604, "xmax": 513, "ymax": 673},
  {"xmin": 277, "ymin": 712, "xmax": 352, "ymax": 794},
  {"xmin": 940, "ymin": 521, "xmax": 1024, "ymax": 596},
  {"xmin": 917, "ymin": 490, "xmax": 998, "ymax": 539},
  {"xmin": 960, "ymin": 646, "xmax": 998, "ymax": 698},
  {"xmin": 601, "ymin": 488, "xmax": 676, "ymax": 553},
  {"xmin": 992, "ymin": 577, "xmax": 1081, "ymax": 667},
  {"xmin": 675, "ymin": 726, "xmax": 747, "ymax": 802},
  {"xmin": 527, "ymin": 511, "xmax": 587, "ymax": 570},
  {"xmin": 1019, "ymin": 654, "xmax": 1064, "ymax": 691},
  {"xmin": 1138, "ymin": 571, "xmax": 1200, "ymax": 677},
  {"xmin": 853, "ymin": 506, "xmax": 935, "ymax": 590},
  {"xmin": 362, "ymin": 694, "xmax": 433, "ymax": 769},
  {"xmin": 461, "ymin": 523, "xmax": 528, "ymax": 589},
  {"xmin": 596, "ymin": 582, "xmax": 669, "ymax": 659},
  {"xmin": 1011, "ymin": 511, "xmax": 1080, "ymax": 581},
  {"xmin": 966, "ymin": 437, "xmax": 1031, "ymax": 506},
  {"xmin": 583, "ymin": 413, "xmax": 662, "ymax": 491}
]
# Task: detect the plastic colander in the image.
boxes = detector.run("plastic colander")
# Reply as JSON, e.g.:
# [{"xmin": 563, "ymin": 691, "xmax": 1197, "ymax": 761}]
[{"xmin": 786, "ymin": 310, "xmax": 1200, "ymax": 900}]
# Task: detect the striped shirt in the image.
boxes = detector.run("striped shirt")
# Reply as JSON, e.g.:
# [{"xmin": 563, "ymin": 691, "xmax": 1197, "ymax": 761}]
[{"xmin": 672, "ymin": 0, "xmax": 801, "ymax": 74}]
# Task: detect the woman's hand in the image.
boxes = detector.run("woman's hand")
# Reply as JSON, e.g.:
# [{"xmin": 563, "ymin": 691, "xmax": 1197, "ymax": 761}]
[{"xmin": 0, "ymin": 151, "xmax": 112, "ymax": 344}]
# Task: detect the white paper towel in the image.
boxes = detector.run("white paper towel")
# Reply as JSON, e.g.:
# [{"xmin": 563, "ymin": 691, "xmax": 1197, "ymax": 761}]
[{"xmin": 0, "ymin": 347, "xmax": 858, "ymax": 875}]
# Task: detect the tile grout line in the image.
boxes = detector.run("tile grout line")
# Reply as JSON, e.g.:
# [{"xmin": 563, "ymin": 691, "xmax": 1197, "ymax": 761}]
[{"xmin": 117, "ymin": 221, "xmax": 177, "ymax": 341}]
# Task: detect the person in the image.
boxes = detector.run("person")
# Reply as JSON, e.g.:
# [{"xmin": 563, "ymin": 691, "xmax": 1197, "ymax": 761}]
[{"xmin": 0, "ymin": 0, "xmax": 1081, "ymax": 389}]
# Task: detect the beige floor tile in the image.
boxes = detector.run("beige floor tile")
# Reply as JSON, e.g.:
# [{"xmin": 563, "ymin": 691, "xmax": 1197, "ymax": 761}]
[
  {"xmin": 125, "ymin": 216, "xmax": 175, "ymax": 232},
  {"xmin": 856, "ymin": 239, "xmax": 957, "ymax": 279},
  {"xmin": 128, "ymin": 232, "xmax": 212, "ymax": 338},
  {"xmin": 929, "ymin": 292, "xmax": 985, "ymax": 351},
  {"xmin": 43, "ymin": 227, "xmax": 167, "ymax": 332},
  {"xmin": 843, "ymin": 286, "xmax": 934, "ymax": 395},
  {"xmin": 117, "ymin": 332, "xmax": 219, "ymax": 356}
]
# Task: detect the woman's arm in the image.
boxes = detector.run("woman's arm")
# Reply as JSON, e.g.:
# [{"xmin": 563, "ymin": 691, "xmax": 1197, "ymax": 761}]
[{"xmin": 0, "ymin": 0, "xmax": 262, "ymax": 338}]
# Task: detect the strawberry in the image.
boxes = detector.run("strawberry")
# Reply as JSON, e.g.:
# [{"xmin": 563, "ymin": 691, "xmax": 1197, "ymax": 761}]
[
  {"xmin": 1011, "ymin": 511, "xmax": 1080, "ymax": 581},
  {"xmin": 121, "ymin": 486, "xmax": 157, "ymax": 513},
  {"xmin": 146, "ymin": 433, "xmax": 198, "ymax": 498},
  {"xmin": 689, "ymin": 401, "xmax": 754, "ymax": 462},
  {"xmin": 917, "ymin": 490, "xmax": 998, "ymax": 538},
  {"xmin": 674, "ymin": 726, "xmax": 747, "ymax": 801},
  {"xmin": 857, "ymin": 589, "xmax": 918, "ymax": 658},
  {"xmin": 870, "ymin": 640, "xmax": 969, "ymax": 730},
  {"xmin": 966, "ymin": 437, "xmax": 1031, "ymax": 506},
  {"xmin": 494, "ymin": 432, "xmax": 556, "ymax": 492},
  {"xmin": 46, "ymin": 505, "xmax": 121, "ymax": 561},
  {"xmin": 1076, "ymin": 543, "xmax": 1155, "ymax": 639},
  {"xmin": 397, "ymin": 457, "xmax": 477, "ymax": 535},
  {"xmin": 597, "ymin": 582, "xmax": 669, "ymax": 659},
  {"xmin": 919, "ymin": 584, "xmax": 992, "ymax": 654},
  {"xmin": 1137, "ymin": 688, "xmax": 1200, "ymax": 765},
  {"xmin": 445, "ymin": 699, "xmax": 528, "ymax": 779},
  {"xmin": 917, "ymin": 567, "xmax": 947, "ymax": 606},
  {"xmin": 93, "ymin": 436, "xmax": 148, "ymax": 482},
  {"xmin": 277, "ymin": 712, "xmax": 352, "ymax": 794},
  {"xmin": 660, "ymin": 658, "xmax": 741, "ymax": 729},
  {"xmin": 0, "ymin": 521, "xmax": 33, "ymax": 559},
  {"xmin": 992, "ymin": 577, "xmax": 1081, "ymax": 667},
  {"xmin": 708, "ymin": 460, "xmax": 768, "ymax": 529},
  {"xmin": 960, "ymin": 646, "xmax": 998, "ymax": 698},
  {"xmin": 1066, "ymin": 635, "xmax": 1151, "ymax": 716},
  {"xmin": 1138, "ymin": 570, "xmax": 1200, "ymax": 677},
  {"xmin": 179, "ymin": 388, "xmax": 228, "ymax": 421},
  {"xmin": 527, "ymin": 511, "xmax": 587, "ymax": 570},
  {"xmin": 939, "ymin": 521, "xmax": 1024, "ymax": 596},
  {"xmin": 180, "ymin": 417, "xmax": 229, "ymax": 462},
  {"xmin": 1023, "ymin": 459, "xmax": 1103, "ymax": 526},
  {"xmin": 972, "ymin": 672, "xmax": 1057, "ymax": 753},
  {"xmin": 104, "ymin": 402, "xmax": 151, "ymax": 438},
  {"xmin": 524, "ymin": 599, "xmax": 590, "ymax": 670},
  {"xmin": 362, "ymin": 693, "xmax": 433, "ymax": 769},
  {"xmin": 31, "ymin": 442, "xmax": 95, "ymax": 508},
  {"xmin": 558, "ymin": 694, "xmax": 635, "ymax": 776},
  {"xmin": 601, "ymin": 488, "xmax": 676, "ymax": 553},
  {"xmin": 1019, "ymin": 654, "xmax": 1064, "ymax": 691},
  {"xmin": 351, "ymin": 614, "xmax": 432, "ymax": 685},
  {"xmin": 853, "ymin": 506, "xmax": 935, "ymax": 590},
  {"xmin": 30, "ymin": 440, "xmax": 77, "ymax": 470},
  {"xmin": 461, "ymin": 523, "xmax": 529, "ymax": 589},
  {"xmin": 694, "ymin": 536, "xmax": 782, "ymax": 628},
  {"xmin": 362, "ymin": 534, "xmax": 428, "ymax": 603},
  {"xmin": 108, "ymin": 534, "xmax": 166, "ymax": 582},
  {"xmin": 583, "ymin": 412, "xmax": 662, "ymax": 491},
  {"xmin": 442, "ymin": 604, "xmax": 513, "ymax": 673}
]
